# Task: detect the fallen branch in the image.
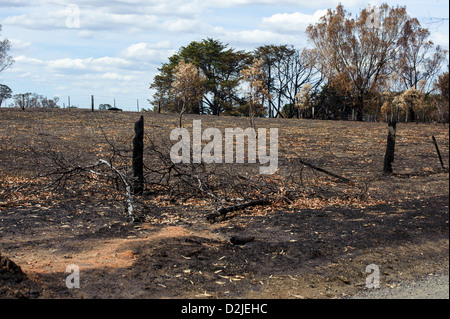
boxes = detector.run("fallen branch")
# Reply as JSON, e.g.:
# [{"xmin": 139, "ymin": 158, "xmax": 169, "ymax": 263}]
[
  {"xmin": 230, "ymin": 236, "xmax": 255, "ymax": 245},
  {"xmin": 40, "ymin": 157, "xmax": 136, "ymax": 223},
  {"xmin": 98, "ymin": 159, "xmax": 135, "ymax": 222},
  {"xmin": 207, "ymin": 198, "xmax": 272, "ymax": 222},
  {"xmin": 295, "ymin": 155, "xmax": 354, "ymax": 184}
]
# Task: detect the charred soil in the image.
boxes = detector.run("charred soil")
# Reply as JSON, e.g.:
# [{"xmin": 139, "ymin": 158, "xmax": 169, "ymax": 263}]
[{"xmin": 0, "ymin": 108, "xmax": 448, "ymax": 299}]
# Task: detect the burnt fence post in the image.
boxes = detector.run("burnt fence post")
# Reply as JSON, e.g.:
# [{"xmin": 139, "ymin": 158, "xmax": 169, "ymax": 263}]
[
  {"xmin": 383, "ymin": 120, "xmax": 396, "ymax": 174},
  {"xmin": 133, "ymin": 115, "xmax": 144, "ymax": 195},
  {"xmin": 432, "ymin": 135, "xmax": 447, "ymax": 171}
]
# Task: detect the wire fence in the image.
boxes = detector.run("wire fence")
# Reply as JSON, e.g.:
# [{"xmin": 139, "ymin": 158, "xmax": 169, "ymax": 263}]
[{"xmin": 65, "ymin": 95, "xmax": 144, "ymax": 112}]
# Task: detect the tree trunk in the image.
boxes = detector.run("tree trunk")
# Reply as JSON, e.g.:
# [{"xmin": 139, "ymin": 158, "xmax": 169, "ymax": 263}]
[
  {"xmin": 408, "ymin": 106, "xmax": 415, "ymax": 123},
  {"xmin": 356, "ymin": 93, "xmax": 364, "ymax": 121},
  {"xmin": 383, "ymin": 120, "xmax": 396, "ymax": 174},
  {"xmin": 356, "ymin": 105, "xmax": 364, "ymax": 121},
  {"xmin": 133, "ymin": 116, "xmax": 144, "ymax": 195}
]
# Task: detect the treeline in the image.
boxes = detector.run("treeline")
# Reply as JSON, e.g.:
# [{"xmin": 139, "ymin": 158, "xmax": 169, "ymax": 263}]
[
  {"xmin": 149, "ymin": 3, "xmax": 449, "ymax": 122},
  {"xmin": 5, "ymin": 92, "xmax": 61, "ymax": 109}
]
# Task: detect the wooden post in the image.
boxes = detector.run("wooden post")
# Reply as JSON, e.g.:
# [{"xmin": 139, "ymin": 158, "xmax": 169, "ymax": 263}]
[
  {"xmin": 137, "ymin": 99, "xmax": 139, "ymax": 112},
  {"xmin": 68, "ymin": 96, "xmax": 70, "ymax": 109},
  {"xmin": 21, "ymin": 94, "xmax": 25, "ymax": 111},
  {"xmin": 91, "ymin": 95, "xmax": 94, "ymax": 112},
  {"xmin": 432, "ymin": 135, "xmax": 446, "ymax": 171},
  {"xmin": 132, "ymin": 116, "xmax": 144, "ymax": 195},
  {"xmin": 383, "ymin": 120, "xmax": 397, "ymax": 174}
]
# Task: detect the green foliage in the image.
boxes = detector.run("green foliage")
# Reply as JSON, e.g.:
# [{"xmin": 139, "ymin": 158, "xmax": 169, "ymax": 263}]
[
  {"xmin": 148, "ymin": 5, "xmax": 448, "ymax": 122},
  {"xmin": 150, "ymin": 38, "xmax": 252, "ymax": 116}
]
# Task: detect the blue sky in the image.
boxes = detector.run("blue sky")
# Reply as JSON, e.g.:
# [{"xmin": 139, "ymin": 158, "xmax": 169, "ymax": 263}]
[{"xmin": 0, "ymin": 0, "xmax": 448, "ymax": 111}]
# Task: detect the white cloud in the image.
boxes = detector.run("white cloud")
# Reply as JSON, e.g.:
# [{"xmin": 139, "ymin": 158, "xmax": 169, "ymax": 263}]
[
  {"xmin": 161, "ymin": 18, "xmax": 201, "ymax": 33},
  {"xmin": 82, "ymin": 12, "xmax": 159, "ymax": 31},
  {"xmin": 121, "ymin": 41, "xmax": 174, "ymax": 63},
  {"xmin": 2, "ymin": 10, "xmax": 68, "ymax": 29},
  {"xmin": 201, "ymin": 0, "xmax": 364, "ymax": 9},
  {"xmin": 216, "ymin": 10, "xmax": 326, "ymax": 47},
  {"xmin": 260, "ymin": 9, "xmax": 328, "ymax": 34},
  {"xmin": 92, "ymin": 57, "xmax": 132, "ymax": 70},
  {"xmin": 224, "ymin": 29, "xmax": 296, "ymax": 45},
  {"xmin": 77, "ymin": 30, "xmax": 94, "ymax": 39},
  {"xmin": 48, "ymin": 58, "xmax": 91, "ymax": 70},
  {"xmin": 18, "ymin": 72, "xmax": 31, "ymax": 77},
  {"xmin": 2, "ymin": 2, "xmax": 201, "ymax": 32},
  {"xmin": 430, "ymin": 31, "xmax": 450, "ymax": 50},
  {"xmin": 2, "ymin": 7, "xmax": 159, "ymax": 31},
  {"xmin": 100, "ymin": 72, "xmax": 133, "ymax": 81},
  {"xmin": 9, "ymin": 38, "xmax": 32, "ymax": 50},
  {"xmin": 12, "ymin": 55, "xmax": 135, "ymax": 74},
  {"xmin": 14, "ymin": 55, "xmax": 45, "ymax": 65}
]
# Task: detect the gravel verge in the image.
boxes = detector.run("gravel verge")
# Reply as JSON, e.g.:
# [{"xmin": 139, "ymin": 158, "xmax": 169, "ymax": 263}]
[{"xmin": 351, "ymin": 271, "xmax": 449, "ymax": 299}]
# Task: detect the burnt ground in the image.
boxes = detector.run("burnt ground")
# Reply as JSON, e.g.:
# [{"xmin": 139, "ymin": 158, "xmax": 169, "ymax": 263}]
[{"xmin": 0, "ymin": 108, "xmax": 448, "ymax": 299}]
